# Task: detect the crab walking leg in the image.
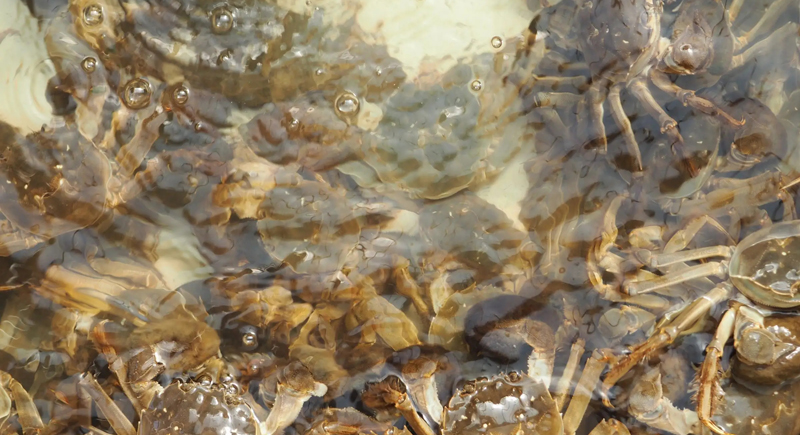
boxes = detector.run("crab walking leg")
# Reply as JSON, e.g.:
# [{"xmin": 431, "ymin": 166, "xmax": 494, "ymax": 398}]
[
  {"xmin": 726, "ymin": 0, "xmax": 744, "ymax": 22},
  {"xmin": 0, "ymin": 371, "xmax": 44, "ymax": 434},
  {"xmin": 607, "ymin": 83, "xmax": 643, "ymax": 173},
  {"xmin": 736, "ymin": 0, "xmax": 797, "ymax": 51},
  {"xmin": 627, "ymin": 78, "xmax": 693, "ymax": 175},
  {"xmin": 395, "ymin": 394, "xmax": 437, "ymax": 435},
  {"xmin": 529, "ymin": 92, "xmax": 585, "ymax": 109},
  {"xmin": 648, "ymin": 70, "xmax": 744, "ymax": 127},
  {"xmin": 696, "ymin": 308, "xmax": 736, "ymax": 435},
  {"xmin": 587, "ymin": 419, "xmax": 631, "ymax": 435},
  {"xmin": 553, "ymin": 339, "xmax": 585, "ymax": 411},
  {"xmin": 623, "ymin": 261, "xmax": 727, "ymax": 295},
  {"xmin": 77, "ymin": 375, "xmax": 136, "ymax": 435},
  {"xmin": 635, "ymin": 246, "xmax": 733, "ymax": 268},
  {"xmin": 602, "ymin": 284, "xmax": 732, "ymax": 404},
  {"xmin": 585, "ymin": 85, "xmax": 608, "ymax": 153},
  {"xmin": 663, "ymin": 215, "xmax": 737, "ymax": 253},
  {"xmin": 563, "ymin": 350, "xmax": 609, "ymax": 435}
]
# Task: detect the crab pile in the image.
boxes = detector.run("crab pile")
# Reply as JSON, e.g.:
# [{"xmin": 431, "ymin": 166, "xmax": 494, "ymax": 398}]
[{"xmin": 0, "ymin": 0, "xmax": 797, "ymax": 434}]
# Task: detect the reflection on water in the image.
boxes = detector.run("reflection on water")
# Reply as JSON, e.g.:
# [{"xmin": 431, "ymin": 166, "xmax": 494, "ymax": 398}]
[{"xmin": 0, "ymin": 0, "xmax": 799, "ymax": 433}]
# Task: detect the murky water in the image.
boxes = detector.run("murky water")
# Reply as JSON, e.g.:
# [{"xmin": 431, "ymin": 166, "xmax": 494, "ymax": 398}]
[{"xmin": 0, "ymin": 0, "xmax": 800, "ymax": 434}]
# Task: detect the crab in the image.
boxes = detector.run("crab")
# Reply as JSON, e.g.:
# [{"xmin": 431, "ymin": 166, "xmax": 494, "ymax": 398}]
[
  {"xmin": 597, "ymin": 215, "xmax": 800, "ymax": 434},
  {"xmin": 363, "ymin": 344, "xmax": 622, "ymax": 435},
  {"xmin": 76, "ymin": 361, "xmax": 326, "ymax": 435},
  {"xmin": 530, "ymin": 0, "xmax": 748, "ymax": 176}
]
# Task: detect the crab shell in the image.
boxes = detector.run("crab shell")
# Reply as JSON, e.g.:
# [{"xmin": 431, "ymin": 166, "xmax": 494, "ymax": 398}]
[
  {"xmin": 442, "ymin": 372, "xmax": 561, "ymax": 435},
  {"xmin": 729, "ymin": 220, "xmax": 800, "ymax": 309},
  {"xmin": 140, "ymin": 382, "xmax": 258, "ymax": 435}
]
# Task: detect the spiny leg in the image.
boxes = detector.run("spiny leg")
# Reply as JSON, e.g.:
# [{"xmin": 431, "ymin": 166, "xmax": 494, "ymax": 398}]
[
  {"xmin": 734, "ymin": 0, "xmax": 797, "ymax": 51},
  {"xmin": 607, "ymin": 83, "xmax": 643, "ymax": 174},
  {"xmin": 602, "ymin": 283, "xmax": 733, "ymax": 405},
  {"xmin": 732, "ymin": 22, "xmax": 799, "ymax": 68},
  {"xmin": 563, "ymin": 349, "xmax": 610, "ymax": 435},
  {"xmin": 553, "ymin": 338, "xmax": 585, "ymax": 411},
  {"xmin": 695, "ymin": 307, "xmax": 737, "ymax": 435},
  {"xmin": 623, "ymin": 260, "xmax": 727, "ymax": 296},
  {"xmin": 77, "ymin": 375, "xmax": 136, "ymax": 435},
  {"xmin": 627, "ymin": 78, "xmax": 699, "ymax": 178},
  {"xmin": 585, "ymin": 84, "xmax": 608, "ymax": 154},
  {"xmin": 649, "ymin": 70, "xmax": 744, "ymax": 127},
  {"xmin": 0, "ymin": 371, "xmax": 44, "ymax": 435}
]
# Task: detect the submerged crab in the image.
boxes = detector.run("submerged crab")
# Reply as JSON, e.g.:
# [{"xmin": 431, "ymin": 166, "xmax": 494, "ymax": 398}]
[
  {"xmin": 601, "ymin": 217, "xmax": 800, "ymax": 434},
  {"xmin": 531, "ymin": 0, "xmax": 745, "ymax": 175},
  {"xmin": 78, "ymin": 356, "xmax": 326, "ymax": 435},
  {"xmin": 363, "ymin": 345, "xmax": 621, "ymax": 435}
]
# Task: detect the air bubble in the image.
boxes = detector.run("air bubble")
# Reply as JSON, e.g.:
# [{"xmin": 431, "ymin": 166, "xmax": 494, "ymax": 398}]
[
  {"xmin": 242, "ymin": 331, "xmax": 257, "ymax": 347},
  {"xmin": 210, "ymin": 7, "xmax": 234, "ymax": 34},
  {"xmin": 81, "ymin": 57, "xmax": 97, "ymax": 73},
  {"xmin": 82, "ymin": 4, "xmax": 104, "ymax": 26},
  {"xmin": 335, "ymin": 92, "xmax": 360, "ymax": 117},
  {"xmin": 172, "ymin": 85, "xmax": 190, "ymax": 105},
  {"xmin": 121, "ymin": 78, "xmax": 152, "ymax": 109},
  {"xmin": 470, "ymin": 80, "xmax": 483, "ymax": 91},
  {"xmin": 491, "ymin": 36, "xmax": 503, "ymax": 49}
]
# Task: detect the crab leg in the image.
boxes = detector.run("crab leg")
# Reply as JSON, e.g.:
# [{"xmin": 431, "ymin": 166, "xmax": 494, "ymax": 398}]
[
  {"xmin": 735, "ymin": 0, "xmax": 797, "ymax": 52},
  {"xmin": 696, "ymin": 308, "xmax": 736, "ymax": 435},
  {"xmin": 607, "ymin": 83, "xmax": 643, "ymax": 174},
  {"xmin": 635, "ymin": 246, "xmax": 733, "ymax": 268},
  {"xmin": 552, "ymin": 338, "xmax": 585, "ymax": 411},
  {"xmin": 0, "ymin": 371, "xmax": 44, "ymax": 435},
  {"xmin": 623, "ymin": 261, "xmax": 727, "ymax": 295},
  {"xmin": 585, "ymin": 85, "xmax": 608, "ymax": 153},
  {"xmin": 588, "ymin": 419, "xmax": 631, "ymax": 435},
  {"xmin": 602, "ymin": 284, "xmax": 732, "ymax": 404},
  {"xmin": 648, "ymin": 70, "xmax": 744, "ymax": 127},
  {"xmin": 563, "ymin": 350, "xmax": 609, "ymax": 435},
  {"xmin": 77, "ymin": 375, "xmax": 136, "ymax": 435}
]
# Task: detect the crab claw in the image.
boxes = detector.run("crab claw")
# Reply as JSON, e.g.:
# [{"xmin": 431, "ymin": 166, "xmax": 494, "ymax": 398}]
[{"xmin": 261, "ymin": 361, "xmax": 327, "ymax": 435}]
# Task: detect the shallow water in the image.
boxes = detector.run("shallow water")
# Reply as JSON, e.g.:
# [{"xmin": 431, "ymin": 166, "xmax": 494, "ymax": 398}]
[{"xmin": 0, "ymin": 0, "xmax": 799, "ymax": 434}]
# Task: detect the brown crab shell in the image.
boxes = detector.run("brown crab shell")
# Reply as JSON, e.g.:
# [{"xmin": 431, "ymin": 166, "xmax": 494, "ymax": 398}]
[{"xmin": 442, "ymin": 373, "xmax": 561, "ymax": 435}]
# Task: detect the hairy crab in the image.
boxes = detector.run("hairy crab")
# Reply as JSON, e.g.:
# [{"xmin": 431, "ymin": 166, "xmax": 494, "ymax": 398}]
[
  {"xmin": 601, "ymin": 217, "xmax": 800, "ymax": 434},
  {"xmin": 531, "ymin": 0, "xmax": 746, "ymax": 175}
]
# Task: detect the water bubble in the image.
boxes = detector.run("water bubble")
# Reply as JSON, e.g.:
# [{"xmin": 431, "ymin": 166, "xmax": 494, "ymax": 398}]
[
  {"xmin": 210, "ymin": 7, "xmax": 234, "ymax": 34},
  {"xmin": 121, "ymin": 78, "xmax": 152, "ymax": 109},
  {"xmin": 470, "ymin": 80, "xmax": 483, "ymax": 91},
  {"xmin": 81, "ymin": 57, "xmax": 97, "ymax": 73},
  {"xmin": 82, "ymin": 4, "xmax": 104, "ymax": 26},
  {"xmin": 172, "ymin": 85, "xmax": 189, "ymax": 105},
  {"xmin": 314, "ymin": 68, "xmax": 324, "ymax": 76},
  {"xmin": 491, "ymin": 36, "xmax": 503, "ymax": 49},
  {"xmin": 335, "ymin": 92, "xmax": 360, "ymax": 117},
  {"xmin": 242, "ymin": 331, "xmax": 257, "ymax": 347},
  {"xmin": 287, "ymin": 118, "xmax": 300, "ymax": 131}
]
